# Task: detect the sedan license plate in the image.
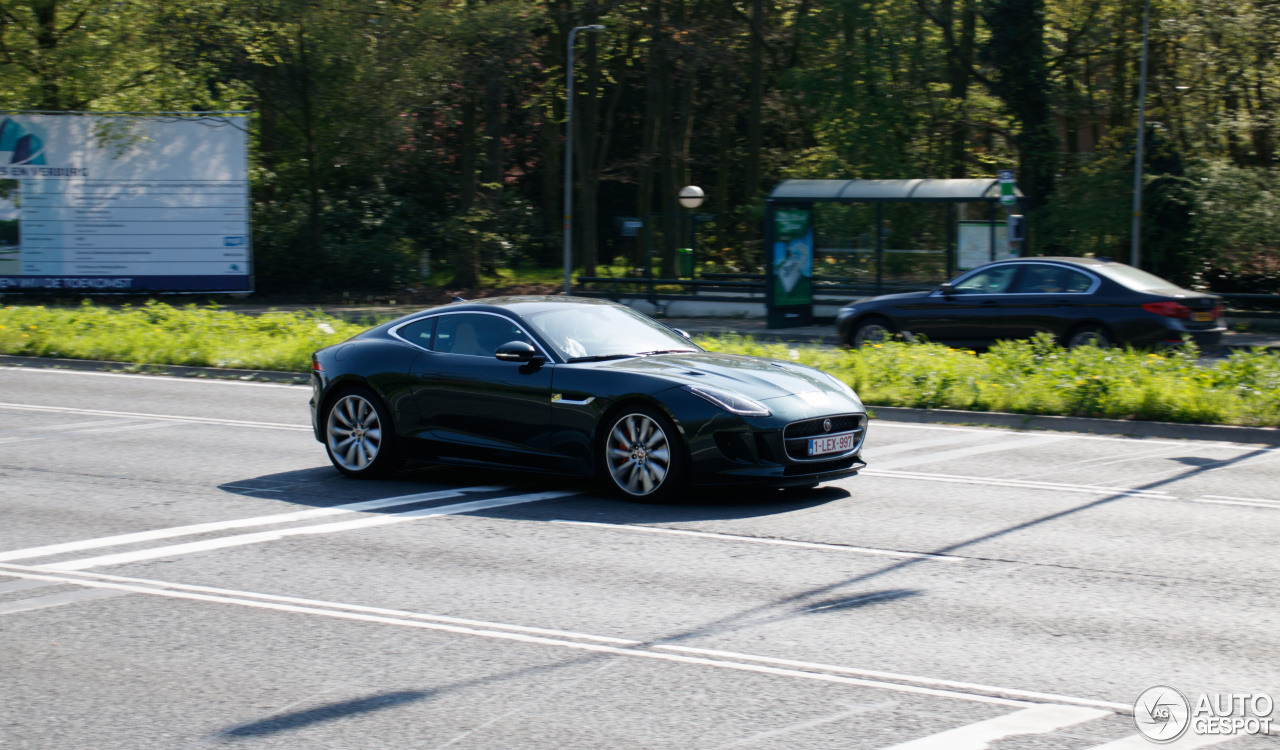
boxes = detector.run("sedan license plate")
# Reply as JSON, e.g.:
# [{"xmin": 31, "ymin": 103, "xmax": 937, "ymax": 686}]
[
  {"xmin": 1192, "ymin": 311, "xmax": 1214, "ymax": 322},
  {"xmin": 809, "ymin": 431, "xmax": 856, "ymax": 456}
]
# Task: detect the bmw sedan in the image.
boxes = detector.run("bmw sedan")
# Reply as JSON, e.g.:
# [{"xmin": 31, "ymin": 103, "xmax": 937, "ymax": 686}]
[
  {"xmin": 311, "ymin": 296, "xmax": 867, "ymax": 501},
  {"xmin": 836, "ymin": 257, "xmax": 1225, "ymax": 349}
]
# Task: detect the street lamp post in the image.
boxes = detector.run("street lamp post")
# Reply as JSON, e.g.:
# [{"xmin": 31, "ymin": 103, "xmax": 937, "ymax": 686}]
[
  {"xmin": 678, "ymin": 185, "xmax": 705, "ymax": 279},
  {"xmin": 1131, "ymin": 0, "xmax": 1151, "ymax": 269},
  {"xmin": 563, "ymin": 24, "xmax": 606, "ymax": 295}
]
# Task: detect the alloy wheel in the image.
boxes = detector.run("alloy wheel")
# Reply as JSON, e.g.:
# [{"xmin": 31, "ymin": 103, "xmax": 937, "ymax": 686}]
[
  {"xmin": 606, "ymin": 413, "xmax": 673, "ymax": 496},
  {"xmin": 326, "ymin": 394, "xmax": 384, "ymax": 472}
]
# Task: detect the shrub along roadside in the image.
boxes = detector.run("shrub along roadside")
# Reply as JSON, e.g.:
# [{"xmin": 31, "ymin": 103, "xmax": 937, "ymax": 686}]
[{"xmin": 3, "ymin": 302, "xmax": 1279, "ymax": 427}]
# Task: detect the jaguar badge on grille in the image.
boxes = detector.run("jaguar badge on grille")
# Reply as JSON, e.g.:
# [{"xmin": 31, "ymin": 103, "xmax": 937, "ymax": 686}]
[{"xmin": 823, "ymin": 419, "xmax": 832, "ymax": 432}]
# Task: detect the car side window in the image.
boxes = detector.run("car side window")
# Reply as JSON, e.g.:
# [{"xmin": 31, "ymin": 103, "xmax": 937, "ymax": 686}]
[
  {"xmin": 953, "ymin": 266, "xmax": 1018, "ymax": 294},
  {"xmin": 434, "ymin": 313, "xmax": 533, "ymax": 357},
  {"xmin": 1011, "ymin": 265, "xmax": 1094, "ymax": 294},
  {"xmin": 397, "ymin": 317, "xmax": 437, "ymax": 349}
]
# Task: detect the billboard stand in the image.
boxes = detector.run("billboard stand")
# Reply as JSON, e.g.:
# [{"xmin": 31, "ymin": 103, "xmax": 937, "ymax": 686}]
[
  {"xmin": 0, "ymin": 111, "xmax": 251, "ymax": 294},
  {"xmin": 765, "ymin": 200, "xmax": 814, "ymax": 328}
]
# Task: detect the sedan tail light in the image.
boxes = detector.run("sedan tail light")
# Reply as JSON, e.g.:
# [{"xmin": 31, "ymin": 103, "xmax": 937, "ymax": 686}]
[
  {"xmin": 1141, "ymin": 301, "xmax": 1193, "ymax": 319},
  {"xmin": 312, "ymin": 355, "xmax": 323, "ymax": 372}
]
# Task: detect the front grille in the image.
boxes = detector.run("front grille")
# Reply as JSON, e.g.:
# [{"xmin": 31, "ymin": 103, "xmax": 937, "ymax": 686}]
[{"xmin": 783, "ymin": 414, "xmax": 866, "ymax": 461}]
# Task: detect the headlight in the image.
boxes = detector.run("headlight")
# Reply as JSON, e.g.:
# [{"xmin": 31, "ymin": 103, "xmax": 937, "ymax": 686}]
[{"xmin": 683, "ymin": 385, "xmax": 771, "ymax": 417}]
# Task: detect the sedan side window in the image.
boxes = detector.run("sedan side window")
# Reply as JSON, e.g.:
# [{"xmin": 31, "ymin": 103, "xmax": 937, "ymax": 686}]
[
  {"xmin": 1011, "ymin": 266, "xmax": 1094, "ymax": 294},
  {"xmin": 435, "ymin": 314, "xmax": 533, "ymax": 357},
  {"xmin": 953, "ymin": 266, "xmax": 1018, "ymax": 294}
]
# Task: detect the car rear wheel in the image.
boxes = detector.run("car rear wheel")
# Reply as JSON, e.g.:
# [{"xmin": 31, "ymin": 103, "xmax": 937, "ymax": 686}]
[
  {"xmin": 848, "ymin": 316, "xmax": 896, "ymax": 347},
  {"xmin": 600, "ymin": 405, "xmax": 686, "ymax": 502},
  {"xmin": 324, "ymin": 388, "xmax": 402, "ymax": 478},
  {"xmin": 1065, "ymin": 325, "xmax": 1113, "ymax": 349}
]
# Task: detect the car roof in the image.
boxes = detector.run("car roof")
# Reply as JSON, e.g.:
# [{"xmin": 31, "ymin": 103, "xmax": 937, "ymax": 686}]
[{"xmin": 984, "ymin": 256, "xmax": 1113, "ymax": 268}]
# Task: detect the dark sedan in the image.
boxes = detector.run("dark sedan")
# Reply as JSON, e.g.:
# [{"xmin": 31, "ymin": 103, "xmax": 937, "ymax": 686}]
[
  {"xmin": 836, "ymin": 257, "xmax": 1225, "ymax": 349},
  {"xmin": 311, "ymin": 296, "xmax": 867, "ymax": 501}
]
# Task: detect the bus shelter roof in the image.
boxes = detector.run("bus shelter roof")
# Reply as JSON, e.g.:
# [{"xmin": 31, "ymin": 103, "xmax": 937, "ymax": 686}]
[{"xmin": 768, "ymin": 178, "xmax": 1022, "ymax": 203}]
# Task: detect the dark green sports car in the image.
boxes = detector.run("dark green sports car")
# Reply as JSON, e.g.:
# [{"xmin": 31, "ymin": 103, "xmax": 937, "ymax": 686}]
[{"xmin": 310, "ymin": 296, "xmax": 867, "ymax": 501}]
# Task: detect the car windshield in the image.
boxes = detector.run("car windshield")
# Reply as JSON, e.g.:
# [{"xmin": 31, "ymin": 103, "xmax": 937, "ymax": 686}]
[
  {"xmin": 524, "ymin": 304, "xmax": 700, "ymax": 361},
  {"xmin": 1094, "ymin": 264, "xmax": 1185, "ymax": 292}
]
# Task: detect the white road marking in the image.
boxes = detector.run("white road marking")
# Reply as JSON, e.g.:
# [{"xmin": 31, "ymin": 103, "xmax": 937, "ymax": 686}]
[
  {"xmin": 651, "ymin": 645, "xmax": 1129, "ymax": 712},
  {"xmin": 0, "ymin": 487, "xmax": 504, "ymax": 562},
  {"xmin": 42, "ymin": 489, "xmax": 580, "ymax": 570},
  {"xmin": 1086, "ymin": 731, "xmax": 1243, "ymax": 748},
  {"xmin": 876, "ymin": 704, "xmax": 1113, "ymax": 749},
  {"xmin": 0, "ymin": 564, "xmax": 1116, "ymax": 710},
  {"xmin": 869, "ymin": 435, "xmax": 1073, "ymax": 471},
  {"xmin": 861, "ymin": 432, "xmax": 987, "ymax": 459},
  {"xmin": 550, "ymin": 520, "xmax": 964, "ymax": 562},
  {"xmin": 0, "ymin": 402, "xmax": 310, "ymax": 431},
  {"xmin": 864, "ymin": 468, "xmax": 1174, "ymax": 499},
  {"xmin": 1195, "ymin": 495, "xmax": 1280, "ymax": 510},
  {"xmin": 0, "ymin": 578, "xmax": 59, "ymax": 595},
  {"xmin": 0, "ymin": 365, "xmax": 307, "ymax": 389},
  {"xmin": 0, "ymin": 587, "xmax": 129, "ymax": 615},
  {"xmin": 876, "ymin": 421, "xmax": 1254, "ymax": 448}
]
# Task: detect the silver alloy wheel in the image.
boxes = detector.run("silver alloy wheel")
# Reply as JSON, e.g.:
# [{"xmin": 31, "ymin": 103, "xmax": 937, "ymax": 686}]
[
  {"xmin": 853, "ymin": 322, "xmax": 891, "ymax": 346},
  {"xmin": 606, "ymin": 413, "xmax": 673, "ymax": 496},
  {"xmin": 1067, "ymin": 327, "xmax": 1111, "ymax": 348},
  {"xmin": 326, "ymin": 394, "xmax": 384, "ymax": 472}
]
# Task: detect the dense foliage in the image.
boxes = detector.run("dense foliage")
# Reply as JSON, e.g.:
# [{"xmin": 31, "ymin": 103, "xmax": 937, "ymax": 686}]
[
  {"xmin": 3, "ymin": 302, "xmax": 1280, "ymax": 426},
  {"xmin": 1, "ymin": 0, "xmax": 1278, "ymax": 291}
]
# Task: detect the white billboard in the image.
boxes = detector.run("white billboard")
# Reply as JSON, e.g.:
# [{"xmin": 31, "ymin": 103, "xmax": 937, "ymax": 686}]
[{"xmin": 0, "ymin": 113, "xmax": 250, "ymax": 292}]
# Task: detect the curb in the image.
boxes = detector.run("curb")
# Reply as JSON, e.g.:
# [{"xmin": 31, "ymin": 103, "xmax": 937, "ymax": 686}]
[
  {"xmin": 4, "ymin": 353, "xmax": 1278, "ymax": 445},
  {"xmin": 0, "ymin": 354, "xmax": 309, "ymax": 384},
  {"xmin": 870, "ymin": 405, "xmax": 1280, "ymax": 445}
]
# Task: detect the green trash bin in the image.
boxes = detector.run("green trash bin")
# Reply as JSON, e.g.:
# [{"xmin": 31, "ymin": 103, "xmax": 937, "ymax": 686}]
[{"xmin": 676, "ymin": 248, "xmax": 693, "ymax": 278}]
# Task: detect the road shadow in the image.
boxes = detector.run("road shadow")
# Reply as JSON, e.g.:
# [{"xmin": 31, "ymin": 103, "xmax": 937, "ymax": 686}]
[{"xmin": 218, "ymin": 460, "xmax": 852, "ymax": 524}]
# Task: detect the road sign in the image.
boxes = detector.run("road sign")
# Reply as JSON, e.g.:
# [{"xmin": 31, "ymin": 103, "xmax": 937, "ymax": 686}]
[{"xmin": 998, "ymin": 169, "xmax": 1017, "ymax": 205}]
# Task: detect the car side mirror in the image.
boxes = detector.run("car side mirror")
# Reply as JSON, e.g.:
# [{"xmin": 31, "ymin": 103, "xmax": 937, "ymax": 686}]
[
  {"xmin": 495, "ymin": 340, "xmax": 543, "ymax": 363},
  {"xmin": 939, "ymin": 282, "xmax": 955, "ymax": 297}
]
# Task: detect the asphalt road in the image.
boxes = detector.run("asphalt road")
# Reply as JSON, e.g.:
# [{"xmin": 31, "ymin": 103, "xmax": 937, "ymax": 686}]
[{"xmin": 1, "ymin": 366, "xmax": 1278, "ymax": 749}]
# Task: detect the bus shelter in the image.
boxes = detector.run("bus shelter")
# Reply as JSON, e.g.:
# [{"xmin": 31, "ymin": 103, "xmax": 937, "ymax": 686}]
[{"xmin": 765, "ymin": 178, "xmax": 1023, "ymax": 327}]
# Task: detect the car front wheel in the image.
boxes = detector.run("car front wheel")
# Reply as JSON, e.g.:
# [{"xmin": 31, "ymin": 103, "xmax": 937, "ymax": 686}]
[
  {"xmin": 848, "ymin": 316, "xmax": 896, "ymax": 347},
  {"xmin": 324, "ymin": 388, "xmax": 402, "ymax": 478},
  {"xmin": 1065, "ymin": 325, "xmax": 1113, "ymax": 349},
  {"xmin": 600, "ymin": 406, "xmax": 686, "ymax": 502}
]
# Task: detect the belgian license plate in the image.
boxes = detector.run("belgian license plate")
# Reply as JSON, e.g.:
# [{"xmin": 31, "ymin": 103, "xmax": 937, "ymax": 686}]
[
  {"xmin": 809, "ymin": 431, "xmax": 856, "ymax": 456},
  {"xmin": 1192, "ymin": 311, "xmax": 1214, "ymax": 322}
]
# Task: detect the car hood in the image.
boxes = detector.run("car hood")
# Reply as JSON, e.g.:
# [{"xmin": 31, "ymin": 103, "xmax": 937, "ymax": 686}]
[
  {"xmin": 591, "ymin": 351, "xmax": 849, "ymax": 402},
  {"xmin": 846, "ymin": 290, "xmax": 932, "ymax": 306}
]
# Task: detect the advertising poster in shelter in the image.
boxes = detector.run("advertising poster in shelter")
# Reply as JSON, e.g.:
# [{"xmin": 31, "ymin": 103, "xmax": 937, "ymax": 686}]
[
  {"xmin": 771, "ymin": 206, "xmax": 813, "ymax": 307},
  {"xmin": 0, "ymin": 113, "xmax": 250, "ymax": 292}
]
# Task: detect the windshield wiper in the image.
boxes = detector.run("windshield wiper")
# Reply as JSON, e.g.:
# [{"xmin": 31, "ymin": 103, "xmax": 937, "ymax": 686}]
[
  {"xmin": 567, "ymin": 353, "xmax": 639, "ymax": 363},
  {"xmin": 634, "ymin": 349, "xmax": 697, "ymax": 356}
]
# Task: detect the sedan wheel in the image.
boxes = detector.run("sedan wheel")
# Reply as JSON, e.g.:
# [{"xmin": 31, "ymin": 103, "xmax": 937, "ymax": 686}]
[
  {"xmin": 850, "ymin": 317, "xmax": 895, "ymax": 347},
  {"xmin": 325, "ymin": 389, "xmax": 401, "ymax": 478},
  {"xmin": 602, "ymin": 407, "xmax": 685, "ymax": 501},
  {"xmin": 1065, "ymin": 325, "xmax": 1113, "ymax": 349}
]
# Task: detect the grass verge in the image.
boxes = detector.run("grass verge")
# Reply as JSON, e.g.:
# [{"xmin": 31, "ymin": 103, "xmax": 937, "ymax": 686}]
[{"xmin": 4, "ymin": 302, "xmax": 1279, "ymax": 426}]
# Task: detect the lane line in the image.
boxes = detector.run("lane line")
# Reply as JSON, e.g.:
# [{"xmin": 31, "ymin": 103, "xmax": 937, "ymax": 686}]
[
  {"xmin": 864, "ymin": 469, "xmax": 1174, "ymax": 499},
  {"xmin": 875, "ymin": 421, "xmax": 1253, "ymax": 448},
  {"xmin": 0, "ymin": 365, "xmax": 307, "ymax": 389},
  {"xmin": 876, "ymin": 704, "xmax": 1113, "ymax": 749},
  {"xmin": 0, "ymin": 402, "xmax": 311, "ymax": 431},
  {"xmin": 1196, "ymin": 495, "xmax": 1280, "ymax": 509},
  {"xmin": 549, "ymin": 520, "xmax": 965, "ymax": 562},
  {"xmin": 0, "ymin": 587, "xmax": 129, "ymax": 616},
  {"xmin": 861, "ymin": 433, "xmax": 988, "ymax": 459},
  {"xmin": 0, "ymin": 565, "xmax": 1099, "ymax": 709},
  {"xmin": 870, "ymin": 435, "xmax": 1073, "ymax": 471},
  {"xmin": 0, "ymin": 487, "xmax": 504, "ymax": 562},
  {"xmin": 43, "ymin": 490, "xmax": 580, "ymax": 570},
  {"xmin": 0, "ymin": 578, "xmax": 60, "ymax": 595},
  {"xmin": 651, "ymin": 645, "xmax": 1130, "ymax": 712}
]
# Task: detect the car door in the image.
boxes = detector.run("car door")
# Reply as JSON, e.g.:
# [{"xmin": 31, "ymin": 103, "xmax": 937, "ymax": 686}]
[
  {"xmin": 911, "ymin": 264, "xmax": 1021, "ymax": 345},
  {"xmin": 1000, "ymin": 263, "xmax": 1099, "ymax": 339},
  {"xmin": 403, "ymin": 312, "xmax": 557, "ymax": 467}
]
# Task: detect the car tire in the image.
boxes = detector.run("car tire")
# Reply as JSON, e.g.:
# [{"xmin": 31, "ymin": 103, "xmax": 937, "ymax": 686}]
[
  {"xmin": 323, "ymin": 387, "xmax": 402, "ymax": 479},
  {"xmin": 1065, "ymin": 325, "xmax": 1113, "ymax": 349},
  {"xmin": 599, "ymin": 404, "xmax": 687, "ymax": 502},
  {"xmin": 847, "ymin": 316, "xmax": 896, "ymax": 347}
]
